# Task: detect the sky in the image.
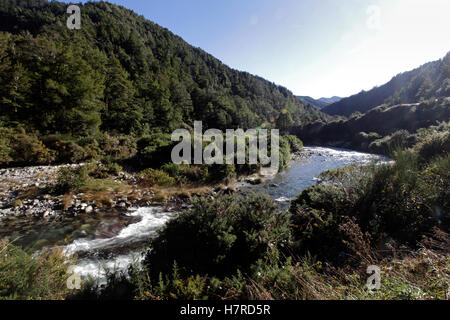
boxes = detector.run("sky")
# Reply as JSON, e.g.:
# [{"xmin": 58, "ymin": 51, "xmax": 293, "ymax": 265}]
[{"xmin": 63, "ymin": 0, "xmax": 450, "ymax": 99}]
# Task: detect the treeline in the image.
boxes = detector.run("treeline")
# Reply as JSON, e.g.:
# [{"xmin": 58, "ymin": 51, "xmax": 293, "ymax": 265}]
[
  {"xmin": 322, "ymin": 52, "xmax": 450, "ymax": 116},
  {"xmin": 0, "ymin": 0, "xmax": 329, "ymax": 167}
]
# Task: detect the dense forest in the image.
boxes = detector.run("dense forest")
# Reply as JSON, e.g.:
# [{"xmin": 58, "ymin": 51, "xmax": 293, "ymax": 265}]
[
  {"xmin": 0, "ymin": 0, "xmax": 331, "ymax": 168},
  {"xmin": 322, "ymin": 53, "xmax": 450, "ymax": 116}
]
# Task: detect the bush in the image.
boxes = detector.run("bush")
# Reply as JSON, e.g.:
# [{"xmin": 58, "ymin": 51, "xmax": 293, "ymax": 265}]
[
  {"xmin": 138, "ymin": 168, "xmax": 176, "ymax": 187},
  {"xmin": 369, "ymin": 130, "xmax": 415, "ymax": 155},
  {"xmin": 137, "ymin": 133, "xmax": 174, "ymax": 168},
  {"xmin": 144, "ymin": 194, "xmax": 292, "ymax": 279},
  {"xmin": 95, "ymin": 133, "xmax": 137, "ymax": 160},
  {"xmin": 0, "ymin": 239, "xmax": 74, "ymax": 300},
  {"xmin": 284, "ymin": 134, "xmax": 303, "ymax": 153},
  {"xmin": 42, "ymin": 135, "xmax": 88, "ymax": 164},
  {"xmin": 290, "ymin": 150, "xmax": 449, "ymax": 262},
  {"xmin": 87, "ymin": 159, "xmax": 123, "ymax": 179},
  {"xmin": 161, "ymin": 163, "xmax": 209, "ymax": 184},
  {"xmin": 414, "ymin": 131, "xmax": 450, "ymax": 163},
  {"xmin": 0, "ymin": 127, "xmax": 55, "ymax": 166},
  {"xmin": 52, "ymin": 166, "xmax": 89, "ymax": 194},
  {"xmin": 278, "ymin": 136, "xmax": 292, "ymax": 171}
]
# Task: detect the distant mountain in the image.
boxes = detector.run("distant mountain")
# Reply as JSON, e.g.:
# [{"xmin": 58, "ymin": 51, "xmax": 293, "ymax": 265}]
[
  {"xmin": 296, "ymin": 96, "xmax": 328, "ymax": 109},
  {"xmin": 318, "ymin": 96, "xmax": 341, "ymax": 105},
  {"xmin": 322, "ymin": 52, "xmax": 450, "ymax": 116},
  {"xmin": 296, "ymin": 96, "xmax": 341, "ymax": 109}
]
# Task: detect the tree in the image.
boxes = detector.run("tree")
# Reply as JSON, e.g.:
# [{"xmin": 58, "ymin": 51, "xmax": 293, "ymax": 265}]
[
  {"xmin": 102, "ymin": 56, "xmax": 143, "ymax": 134},
  {"xmin": 276, "ymin": 109, "xmax": 294, "ymax": 132}
]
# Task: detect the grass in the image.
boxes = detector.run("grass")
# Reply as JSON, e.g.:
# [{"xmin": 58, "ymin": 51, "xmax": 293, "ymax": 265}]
[{"xmin": 0, "ymin": 239, "xmax": 77, "ymax": 300}]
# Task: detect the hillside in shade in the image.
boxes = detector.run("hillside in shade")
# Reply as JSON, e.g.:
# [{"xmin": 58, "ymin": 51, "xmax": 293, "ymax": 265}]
[{"xmin": 322, "ymin": 53, "xmax": 450, "ymax": 116}]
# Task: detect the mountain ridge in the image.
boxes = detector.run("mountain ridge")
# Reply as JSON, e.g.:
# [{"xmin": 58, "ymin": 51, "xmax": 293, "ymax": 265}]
[
  {"xmin": 322, "ymin": 53, "xmax": 450, "ymax": 116},
  {"xmin": 296, "ymin": 96, "xmax": 341, "ymax": 109}
]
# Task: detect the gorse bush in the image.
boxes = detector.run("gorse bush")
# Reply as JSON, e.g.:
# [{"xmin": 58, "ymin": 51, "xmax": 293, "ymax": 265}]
[
  {"xmin": 161, "ymin": 163, "xmax": 207, "ymax": 184},
  {"xmin": 138, "ymin": 168, "xmax": 176, "ymax": 187},
  {"xmin": 284, "ymin": 134, "xmax": 303, "ymax": 153},
  {"xmin": 144, "ymin": 194, "xmax": 292, "ymax": 279},
  {"xmin": 290, "ymin": 150, "xmax": 449, "ymax": 262},
  {"xmin": 53, "ymin": 166, "xmax": 90, "ymax": 194},
  {"xmin": 0, "ymin": 239, "xmax": 74, "ymax": 300},
  {"xmin": 414, "ymin": 130, "xmax": 450, "ymax": 163},
  {"xmin": 0, "ymin": 127, "xmax": 55, "ymax": 166},
  {"xmin": 52, "ymin": 164, "xmax": 126, "ymax": 195},
  {"xmin": 368, "ymin": 130, "xmax": 416, "ymax": 155},
  {"xmin": 41, "ymin": 135, "xmax": 89, "ymax": 164}
]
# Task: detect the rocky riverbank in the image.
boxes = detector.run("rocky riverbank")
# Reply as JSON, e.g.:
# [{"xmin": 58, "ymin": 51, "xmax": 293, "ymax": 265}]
[
  {"xmin": 0, "ymin": 149, "xmax": 313, "ymax": 223},
  {"xmin": 0, "ymin": 164, "xmax": 158, "ymax": 221}
]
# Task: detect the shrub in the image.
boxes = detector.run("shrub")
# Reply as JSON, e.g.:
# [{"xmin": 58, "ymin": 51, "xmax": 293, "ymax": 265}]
[
  {"xmin": 414, "ymin": 131, "xmax": 450, "ymax": 163},
  {"xmin": 96, "ymin": 133, "xmax": 137, "ymax": 160},
  {"xmin": 284, "ymin": 134, "xmax": 303, "ymax": 153},
  {"xmin": 278, "ymin": 136, "xmax": 292, "ymax": 171},
  {"xmin": 205, "ymin": 164, "xmax": 236, "ymax": 183},
  {"xmin": 144, "ymin": 194, "xmax": 292, "ymax": 279},
  {"xmin": 0, "ymin": 127, "xmax": 55, "ymax": 166},
  {"xmin": 369, "ymin": 130, "xmax": 415, "ymax": 155},
  {"xmin": 10, "ymin": 199, "xmax": 23, "ymax": 208},
  {"xmin": 88, "ymin": 159, "xmax": 123, "ymax": 179},
  {"xmin": 138, "ymin": 168, "xmax": 176, "ymax": 187},
  {"xmin": 52, "ymin": 166, "xmax": 89, "ymax": 194},
  {"xmin": 161, "ymin": 163, "xmax": 209, "ymax": 184},
  {"xmin": 137, "ymin": 133, "xmax": 174, "ymax": 168},
  {"xmin": 290, "ymin": 150, "xmax": 448, "ymax": 262},
  {"xmin": 42, "ymin": 135, "xmax": 88, "ymax": 164},
  {"xmin": 0, "ymin": 239, "xmax": 74, "ymax": 300}
]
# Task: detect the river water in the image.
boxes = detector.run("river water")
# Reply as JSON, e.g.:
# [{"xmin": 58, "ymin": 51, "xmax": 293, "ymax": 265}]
[{"xmin": 1, "ymin": 147, "xmax": 387, "ymax": 283}]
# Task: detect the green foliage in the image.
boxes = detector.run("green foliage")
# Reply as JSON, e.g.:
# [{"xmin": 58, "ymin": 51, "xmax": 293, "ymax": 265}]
[
  {"xmin": 138, "ymin": 168, "xmax": 176, "ymax": 187},
  {"xmin": 0, "ymin": 0, "xmax": 328, "ymax": 163},
  {"xmin": 290, "ymin": 150, "xmax": 449, "ymax": 262},
  {"xmin": 41, "ymin": 135, "xmax": 89, "ymax": 164},
  {"xmin": 53, "ymin": 166, "xmax": 90, "ymax": 194},
  {"xmin": 278, "ymin": 136, "xmax": 292, "ymax": 171},
  {"xmin": 0, "ymin": 239, "xmax": 74, "ymax": 300},
  {"xmin": 283, "ymin": 134, "xmax": 303, "ymax": 153},
  {"xmin": 137, "ymin": 133, "xmax": 173, "ymax": 168},
  {"xmin": 414, "ymin": 130, "xmax": 450, "ymax": 163},
  {"xmin": 162, "ymin": 163, "xmax": 199, "ymax": 182},
  {"xmin": 296, "ymin": 100, "xmax": 450, "ymax": 154},
  {"xmin": 276, "ymin": 110, "xmax": 294, "ymax": 132},
  {"xmin": 0, "ymin": 127, "xmax": 55, "ymax": 166},
  {"xmin": 368, "ymin": 130, "xmax": 415, "ymax": 155},
  {"xmin": 144, "ymin": 194, "xmax": 292, "ymax": 279}
]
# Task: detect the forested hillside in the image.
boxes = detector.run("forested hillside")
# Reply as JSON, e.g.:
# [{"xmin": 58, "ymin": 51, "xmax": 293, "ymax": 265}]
[
  {"xmin": 0, "ymin": 0, "xmax": 329, "ymax": 134},
  {"xmin": 322, "ymin": 52, "xmax": 450, "ymax": 116},
  {"xmin": 294, "ymin": 98, "xmax": 450, "ymax": 154},
  {"xmin": 296, "ymin": 96, "xmax": 329, "ymax": 109},
  {"xmin": 0, "ymin": 0, "xmax": 330, "ymax": 166}
]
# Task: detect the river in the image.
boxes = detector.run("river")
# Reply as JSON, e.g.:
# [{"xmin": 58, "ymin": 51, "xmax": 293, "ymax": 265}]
[{"xmin": 1, "ymin": 147, "xmax": 387, "ymax": 283}]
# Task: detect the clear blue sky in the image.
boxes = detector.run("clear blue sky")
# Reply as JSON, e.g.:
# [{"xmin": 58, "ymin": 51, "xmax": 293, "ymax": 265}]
[{"xmin": 62, "ymin": 0, "xmax": 450, "ymax": 99}]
